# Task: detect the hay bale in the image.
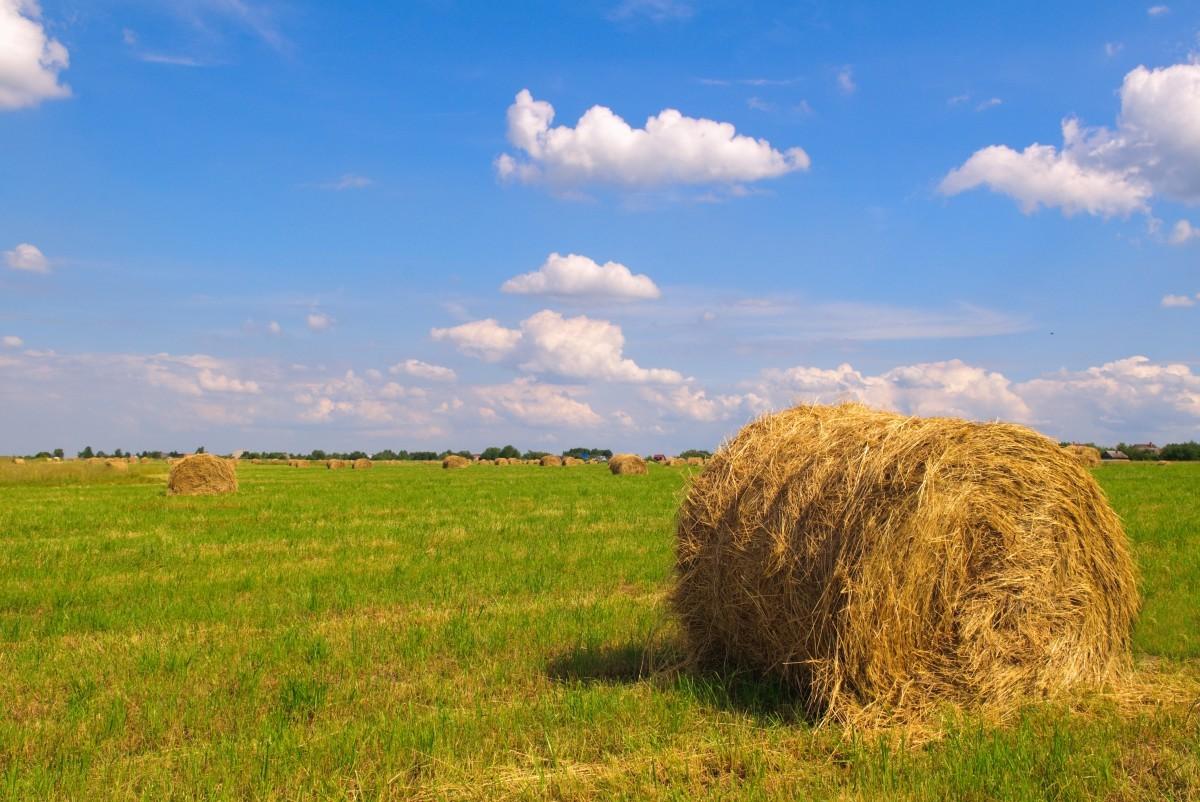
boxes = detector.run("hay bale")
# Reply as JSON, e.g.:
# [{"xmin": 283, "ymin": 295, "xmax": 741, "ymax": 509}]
[
  {"xmin": 289, "ymin": 459, "xmax": 309, "ymax": 468},
  {"xmin": 562, "ymin": 456, "xmax": 583, "ymax": 466},
  {"xmin": 686, "ymin": 456, "xmax": 704, "ymax": 466},
  {"xmin": 127, "ymin": 455, "xmax": 140, "ymax": 464},
  {"xmin": 12, "ymin": 457, "xmax": 24, "ymax": 465},
  {"xmin": 609, "ymin": 454, "xmax": 647, "ymax": 475},
  {"xmin": 1062, "ymin": 444, "xmax": 1102, "ymax": 468},
  {"xmin": 443, "ymin": 455, "xmax": 470, "ymax": 470},
  {"xmin": 326, "ymin": 459, "xmax": 347, "ymax": 470},
  {"xmin": 539, "ymin": 455, "xmax": 562, "ymax": 467},
  {"xmin": 1157, "ymin": 460, "xmax": 1169, "ymax": 466},
  {"xmin": 673, "ymin": 403, "xmax": 1139, "ymax": 725},
  {"xmin": 668, "ymin": 457, "xmax": 686, "ymax": 467},
  {"xmin": 167, "ymin": 453, "xmax": 238, "ymax": 496},
  {"xmin": 353, "ymin": 458, "xmax": 372, "ymax": 470},
  {"xmin": 105, "ymin": 459, "xmax": 128, "ymax": 472}
]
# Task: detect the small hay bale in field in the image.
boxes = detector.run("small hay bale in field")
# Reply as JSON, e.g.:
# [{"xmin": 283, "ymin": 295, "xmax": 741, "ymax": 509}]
[
  {"xmin": 479, "ymin": 458, "xmax": 494, "ymax": 465},
  {"xmin": 167, "ymin": 453, "xmax": 238, "ymax": 496},
  {"xmin": 105, "ymin": 459, "xmax": 128, "ymax": 472},
  {"xmin": 673, "ymin": 403, "xmax": 1139, "ymax": 726},
  {"xmin": 609, "ymin": 454, "xmax": 647, "ymax": 475},
  {"xmin": 326, "ymin": 459, "xmax": 347, "ymax": 470},
  {"xmin": 668, "ymin": 457, "xmax": 686, "ymax": 467},
  {"xmin": 1157, "ymin": 460, "xmax": 1169, "ymax": 466},
  {"xmin": 127, "ymin": 455, "xmax": 139, "ymax": 464},
  {"xmin": 539, "ymin": 455, "xmax": 562, "ymax": 467},
  {"xmin": 353, "ymin": 458, "xmax": 372, "ymax": 470},
  {"xmin": 1062, "ymin": 444, "xmax": 1102, "ymax": 468},
  {"xmin": 12, "ymin": 457, "xmax": 24, "ymax": 464},
  {"xmin": 443, "ymin": 455, "xmax": 470, "ymax": 470},
  {"xmin": 562, "ymin": 456, "xmax": 583, "ymax": 466},
  {"xmin": 686, "ymin": 457, "xmax": 704, "ymax": 466},
  {"xmin": 289, "ymin": 459, "xmax": 309, "ymax": 468},
  {"xmin": 494, "ymin": 457, "xmax": 509, "ymax": 465}
]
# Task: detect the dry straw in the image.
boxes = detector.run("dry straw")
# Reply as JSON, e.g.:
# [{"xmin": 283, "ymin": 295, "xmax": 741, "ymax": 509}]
[
  {"xmin": 443, "ymin": 455, "xmax": 471, "ymax": 470},
  {"xmin": 326, "ymin": 459, "xmax": 347, "ymax": 470},
  {"xmin": 673, "ymin": 403, "xmax": 1139, "ymax": 726},
  {"xmin": 562, "ymin": 456, "xmax": 583, "ymax": 466},
  {"xmin": 289, "ymin": 459, "xmax": 309, "ymax": 468},
  {"xmin": 609, "ymin": 454, "xmax": 647, "ymax": 475},
  {"xmin": 1062, "ymin": 444, "xmax": 1102, "ymax": 468},
  {"xmin": 353, "ymin": 458, "xmax": 372, "ymax": 470},
  {"xmin": 167, "ymin": 453, "xmax": 238, "ymax": 496},
  {"xmin": 105, "ymin": 459, "xmax": 128, "ymax": 472},
  {"xmin": 539, "ymin": 455, "xmax": 563, "ymax": 467}
]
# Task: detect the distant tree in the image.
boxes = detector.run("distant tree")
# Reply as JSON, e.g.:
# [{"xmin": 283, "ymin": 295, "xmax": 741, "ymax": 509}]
[
  {"xmin": 522, "ymin": 450, "xmax": 550, "ymax": 460},
  {"xmin": 1160, "ymin": 441, "xmax": 1200, "ymax": 461},
  {"xmin": 1115, "ymin": 443, "xmax": 1156, "ymax": 462},
  {"xmin": 309, "ymin": 449, "xmax": 327, "ymax": 461},
  {"xmin": 371, "ymin": 449, "xmax": 400, "ymax": 461},
  {"xmin": 562, "ymin": 447, "xmax": 610, "ymax": 459},
  {"xmin": 78, "ymin": 446, "xmax": 94, "ymax": 459},
  {"xmin": 408, "ymin": 451, "xmax": 438, "ymax": 461},
  {"xmin": 679, "ymin": 449, "xmax": 712, "ymax": 459},
  {"xmin": 480, "ymin": 446, "xmax": 502, "ymax": 460},
  {"xmin": 52, "ymin": 448, "xmax": 64, "ymax": 459},
  {"xmin": 196, "ymin": 445, "xmax": 206, "ymax": 454}
]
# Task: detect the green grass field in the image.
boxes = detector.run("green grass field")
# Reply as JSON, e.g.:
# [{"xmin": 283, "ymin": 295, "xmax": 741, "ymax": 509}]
[{"xmin": 0, "ymin": 460, "xmax": 1197, "ymax": 800}]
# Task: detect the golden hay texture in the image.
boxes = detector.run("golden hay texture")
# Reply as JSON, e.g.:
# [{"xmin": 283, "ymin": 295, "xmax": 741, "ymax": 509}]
[
  {"xmin": 609, "ymin": 454, "xmax": 647, "ymax": 475},
  {"xmin": 668, "ymin": 457, "xmax": 686, "ymax": 467},
  {"xmin": 562, "ymin": 456, "xmax": 583, "ymax": 466},
  {"xmin": 105, "ymin": 459, "xmax": 128, "ymax": 472},
  {"xmin": 353, "ymin": 458, "xmax": 373, "ymax": 470},
  {"xmin": 539, "ymin": 455, "xmax": 563, "ymax": 467},
  {"xmin": 443, "ymin": 455, "xmax": 471, "ymax": 470},
  {"xmin": 289, "ymin": 459, "xmax": 309, "ymax": 468},
  {"xmin": 166, "ymin": 453, "xmax": 238, "ymax": 496},
  {"xmin": 11, "ymin": 457, "xmax": 24, "ymax": 465},
  {"xmin": 494, "ymin": 457, "xmax": 510, "ymax": 465},
  {"xmin": 326, "ymin": 459, "xmax": 347, "ymax": 470},
  {"xmin": 673, "ymin": 403, "xmax": 1139, "ymax": 726},
  {"xmin": 127, "ymin": 455, "xmax": 140, "ymax": 464},
  {"xmin": 1062, "ymin": 444, "xmax": 1102, "ymax": 468},
  {"xmin": 686, "ymin": 456, "xmax": 704, "ymax": 466}
]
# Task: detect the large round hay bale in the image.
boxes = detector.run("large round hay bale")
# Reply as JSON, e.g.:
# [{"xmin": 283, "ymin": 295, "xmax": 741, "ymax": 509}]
[
  {"xmin": 105, "ymin": 459, "xmax": 128, "ymax": 472},
  {"xmin": 326, "ymin": 459, "xmax": 346, "ymax": 470},
  {"xmin": 673, "ymin": 403, "xmax": 1139, "ymax": 724},
  {"xmin": 609, "ymin": 454, "xmax": 647, "ymax": 475},
  {"xmin": 289, "ymin": 459, "xmax": 309, "ymax": 468},
  {"xmin": 442, "ymin": 455, "xmax": 470, "ymax": 470},
  {"xmin": 12, "ymin": 457, "xmax": 25, "ymax": 465},
  {"xmin": 668, "ymin": 457, "xmax": 686, "ymax": 467},
  {"xmin": 352, "ymin": 458, "xmax": 372, "ymax": 470},
  {"xmin": 1062, "ymin": 444, "xmax": 1101, "ymax": 468},
  {"xmin": 127, "ymin": 455, "xmax": 140, "ymax": 464},
  {"xmin": 539, "ymin": 455, "xmax": 562, "ymax": 467},
  {"xmin": 562, "ymin": 456, "xmax": 583, "ymax": 466},
  {"xmin": 167, "ymin": 453, "xmax": 238, "ymax": 496},
  {"xmin": 686, "ymin": 456, "xmax": 704, "ymax": 466}
]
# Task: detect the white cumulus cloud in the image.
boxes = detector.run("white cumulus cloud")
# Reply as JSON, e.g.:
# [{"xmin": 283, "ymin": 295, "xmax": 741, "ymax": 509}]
[
  {"xmin": 0, "ymin": 0, "xmax": 70, "ymax": 110},
  {"xmin": 1161, "ymin": 293, "xmax": 1196, "ymax": 308},
  {"xmin": 477, "ymin": 378, "xmax": 602, "ymax": 428},
  {"xmin": 1168, "ymin": 219, "xmax": 1198, "ymax": 245},
  {"xmin": 306, "ymin": 312, "xmax": 333, "ymax": 332},
  {"xmin": 433, "ymin": 310, "xmax": 684, "ymax": 384},
  {"xmin": 495, "ymin": 89, "xmax": 809, "ymax": 188},
  {"xmin": 2, "ymin": 335, "xmax": 22, "ymax": 348},
  {"xmin": 941, "ymin": 62, "xmax": 1200, "ymax": 218},
  {"xmin": 391, "ymin": 358, "xmax": 457, "ymax": 381},
  {"xmin": 4, "ymin": 242, "xmax": 48, "ymax": 272},
  {"xmin": 501, "ymin": 252, "xmax": 661, "ymax": 300}
]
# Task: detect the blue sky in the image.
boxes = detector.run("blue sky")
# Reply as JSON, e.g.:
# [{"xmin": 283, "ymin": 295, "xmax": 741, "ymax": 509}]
[{"xmin": 2, "ymin": 0, "xmax": 1198, "ymax": 454}]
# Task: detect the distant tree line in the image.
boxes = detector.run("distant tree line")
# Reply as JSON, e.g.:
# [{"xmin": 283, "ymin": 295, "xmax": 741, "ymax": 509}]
[{"xmin": 1060, "ymin": 441, "xmax": 1200, "ymax": 461}]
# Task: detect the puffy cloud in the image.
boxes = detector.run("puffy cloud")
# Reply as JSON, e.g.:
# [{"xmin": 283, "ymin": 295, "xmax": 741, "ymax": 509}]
[
  {"xmin": 477, "ymin": 378, "xmax": 603, "ymax": 427},
  {"xmin": 197, "ymin": 369, "xmax": 260, "ymax": 394},
  {"xmin": 1161, "ymin": 293, "xmax": 1197, "ymax": 308},
  {"xmin": 942, "ymin": 63, "xmax": 1200, "ymax": 217},
  {"xmin": 0, "ymin": 0, "xmax": 70, "ymax": 110},
  {"xmin": 641, "ymin": 384, "xmax": 763, "ymax": 422},
  {"xmin": 1169, "ymin": 220, "xmax": 1198, "ymax": 244},
  {"xmin": 1019, "ymin": 356, "xmax": 1200, "ymax": 437},
  {"xmin": 306, "ymin": 312, "xmax": 333, "ymax": 332},
  {"xmin": 2, "ymin": 335, "xmax": 22, "ymax": 348},
  {"xmin": 501, "ymin": 252, "xmax": 661, "ymax": 300},
  {"xmin": 4, "ymin": 242, "xmax": 48, "ymax": 272},
  {"xmin": 495, "ymin": 89, "xmax": 809, "ymax": 188},
  {"xmin": 267, "ymin": 320, "xmax": 282, "ymax": 335},
  {"xmin": 836, "ymin": 66, "xmax": 856, "ymax": 95},
  {"xmin": 431, "ymin": 318, "xmax": 522, "ymax": 362},
  {"xmin": 757, "ymin": 359, "xmax": 1032, "ymax": 422},
  {"xmin": 391, "ymin": 358, "xmax": 456, "ymax": 381},
  {"xmin": 433, "ymin": 310, "xmax": 683, "ymax": 384}
]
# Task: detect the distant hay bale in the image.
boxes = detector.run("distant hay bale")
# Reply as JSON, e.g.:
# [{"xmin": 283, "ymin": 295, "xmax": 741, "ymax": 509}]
[
  {"xmin": 1157, "ymin": 460, "xmax": 1169, "ymax": 466},
  {"xmin": 443, "ymin": 455, "xmax": 470, "ymax": 470},
  {"xmin": 289, "ymin": 459, "xmax": 309, "ymax": 468},
  {"xmin": 127, "ymin": 455, "xmax": 140, "ymax": 464},
  {"xmin": 673, "ymin": 403, "xmax": 1139, "ymax": 726},
  {"xmin": 609, "ymin": 454, "xmax": 647, "ymax": 475},
  {"xmin": 479, "ymin": 458, "xmax": 494, "ymax": 465},
  {"xmin": 12, "ymin": 457, "xmax": 25, "ymax": 465},
  {"xmin": 105, "ymin": 459, "xmax": 128, "ymax": 472},
  {"xmin": 494, "ymin": 457, "xmax": 509, "ymax": 465},
  {"xmin": 668, "ymin": 457, "xmax": 686, "ymax": 467},
  {"xmin": 539, "ymin": 455, "xmax": 562, "ymax": 467},
  {"xmin": 353, "ymin": 458, "xmax": 372, "ymax": 470},
  {"xmin": 686, "ymin": 457, "xmax": 704, "ymax": 466},
  {"xmin": 562, "ymin": 456, "xmax": 583, "ymax": 466},
  {"xmin": 1062, "ymin": 444, "xmax": 1102, "ymax": 468},
  {"xmin": 167, "ymin": 453, "xmax": 238, "ymax": 496},
  {"xmin": 327, "ymin": 459, "xmax": 348, "ymax": 470}
]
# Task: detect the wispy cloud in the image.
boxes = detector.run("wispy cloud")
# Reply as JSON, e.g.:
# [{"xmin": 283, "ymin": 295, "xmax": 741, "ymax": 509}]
[
  {"xmin": 836, "ymin": 66, "xmax": 856, "ymax": 95},
  {"xmin": 321, "ymin": 174, "xmax": 374, "ymax": 191},
  {"xmin": 607, "ymin": 0, "xmax": 693, "ymax": 22}
]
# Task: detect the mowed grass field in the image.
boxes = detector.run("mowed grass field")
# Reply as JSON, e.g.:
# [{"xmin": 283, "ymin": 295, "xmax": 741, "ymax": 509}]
[{"xmin": 0, "ymin": 460, "xmax": 1198, "ymax": 801}]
